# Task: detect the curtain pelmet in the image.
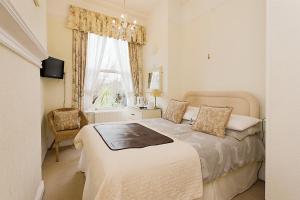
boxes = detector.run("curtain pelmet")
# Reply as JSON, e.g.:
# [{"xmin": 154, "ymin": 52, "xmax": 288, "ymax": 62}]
[{"xmin": 67, "ymin": 5, "xmax": 146, "ymax": 45}]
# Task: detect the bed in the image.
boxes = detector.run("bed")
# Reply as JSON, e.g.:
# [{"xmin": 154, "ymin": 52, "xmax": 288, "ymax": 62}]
[{"xmin": 74, "ymin": 91, "xmax": 265, "ymax": 200}]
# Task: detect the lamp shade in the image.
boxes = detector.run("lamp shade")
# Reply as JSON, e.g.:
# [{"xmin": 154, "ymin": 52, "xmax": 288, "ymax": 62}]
[{"xmin": 151, "ymin": 89, "xmax": 161, "ymax": 97}]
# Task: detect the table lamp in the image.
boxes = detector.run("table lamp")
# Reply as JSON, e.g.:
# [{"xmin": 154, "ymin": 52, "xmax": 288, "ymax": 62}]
[{"xmin": 151, "ymin": 89, "xmax": 161, "ymax": 109}]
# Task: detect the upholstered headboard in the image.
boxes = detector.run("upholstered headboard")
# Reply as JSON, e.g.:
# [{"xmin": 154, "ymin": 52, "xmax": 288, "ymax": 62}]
[{"xmin": 183, "ymin": 91, "xmax": 260, "ymax": 118}]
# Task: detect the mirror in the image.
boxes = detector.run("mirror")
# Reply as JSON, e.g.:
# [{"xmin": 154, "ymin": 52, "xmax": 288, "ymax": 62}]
[{"xmin": 147, "ymin": 67, "xmax": 162, "ymax": 91}]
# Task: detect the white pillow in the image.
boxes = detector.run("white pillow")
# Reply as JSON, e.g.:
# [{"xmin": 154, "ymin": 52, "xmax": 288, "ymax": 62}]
[
  {"xmin": 183, "ymin": 106, "xmax": 200, "ymax": 121},
  {"xmin": 226, "ymin": 123, "xmax": 262, "ymax": 141},
  {"xmin": 226, "ymin": 114, "xmax": 261, "ymax": 131}
]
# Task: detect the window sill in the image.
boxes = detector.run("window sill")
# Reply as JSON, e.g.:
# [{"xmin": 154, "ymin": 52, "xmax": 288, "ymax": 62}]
[
  {"xmin": 86, "ymin": 108, "xmax": 126, "ymax": 113},
  {"xmin": 85, "ymin": 108, "xmax": 128, "ymax": 123}
]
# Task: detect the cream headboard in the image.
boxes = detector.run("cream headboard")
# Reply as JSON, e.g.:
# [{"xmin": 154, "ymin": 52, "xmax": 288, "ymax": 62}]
[{"xmin": 183, "ymin": 91, "xmax": 260, "ymax": 118}]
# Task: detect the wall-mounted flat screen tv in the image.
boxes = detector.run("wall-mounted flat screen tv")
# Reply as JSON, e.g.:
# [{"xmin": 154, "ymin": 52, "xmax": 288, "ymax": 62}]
[{"xmin": 40, "ymin": 57, "xmax": 64, "ymax": 79}]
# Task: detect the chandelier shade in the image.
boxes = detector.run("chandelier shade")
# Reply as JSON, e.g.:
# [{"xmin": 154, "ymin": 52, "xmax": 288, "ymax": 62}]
[{"xmin": 113, "ymin": 0, "xmax": 138, "ymax": 37}]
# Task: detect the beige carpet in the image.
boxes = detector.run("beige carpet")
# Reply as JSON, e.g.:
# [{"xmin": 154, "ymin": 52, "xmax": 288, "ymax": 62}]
[{"xmin": 42, "ymin": 146, "xmax": 265, "ymax": 200}]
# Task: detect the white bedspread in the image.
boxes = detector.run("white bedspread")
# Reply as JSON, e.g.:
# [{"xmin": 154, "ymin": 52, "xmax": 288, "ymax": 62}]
[{"xmin": 74, "ymin": 123, "xmax": 203, "ymax": 200}]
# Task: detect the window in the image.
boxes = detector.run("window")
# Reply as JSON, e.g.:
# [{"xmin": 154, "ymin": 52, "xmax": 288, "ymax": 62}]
[
  {"xmin": 93, "ymin": 70, "xmax": 126, "ymax": 109},
  {"xmin": 84, "ymin": 33, "xmax": 134, "ymax": 111}
]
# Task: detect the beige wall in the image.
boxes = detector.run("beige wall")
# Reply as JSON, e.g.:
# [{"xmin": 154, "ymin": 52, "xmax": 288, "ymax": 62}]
[
  {"xmin": 9, "ymin": 0, "xmax": 47, "ymax": 49},
  {"xmin": 143, "ymin": 0, "xmax": 169, "ymax": 108},
  {"xmin": 179, "ymin": 0, "xmax": 265, "ymax": 116},
  {"xmin": 143, "ymin": 0, "xmax": 184, "ymax": 109},
  {"xmin": 0, "ymin": 1, "xmax": 47, "ymax": 199},
  {"xmin": 168, "ymin": 0, "xmax": 184, "ymax": 100},
  {"xmin": 42, "ymin": 13, "xmax": 73, "ymax": 147},
  {"xmin": 7, "ymin": 0, "xmax": 48, "ymax": 160},
  {"xmin": 0, "ymin": 45, "xmax": 42, "ymax": 200},
  {"xmin": 144, "ymin": 0, "xmax": 265, "ymax": 116},
  {"xmin": 266, "ymin": 0, "xmax": 300, "ymax": 199}
]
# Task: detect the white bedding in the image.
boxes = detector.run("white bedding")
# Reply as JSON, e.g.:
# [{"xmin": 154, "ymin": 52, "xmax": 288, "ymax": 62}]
[
  {"xmin": 74, "ymin": 122, "xmax": 203, "ymax": 200},
  {"xmin": 74, "ymin": 118, "xmax": 264, "ymax": 200},
  {"xmin": 141, "ymin": 119, "xmax": 264, "ymax": 182}
]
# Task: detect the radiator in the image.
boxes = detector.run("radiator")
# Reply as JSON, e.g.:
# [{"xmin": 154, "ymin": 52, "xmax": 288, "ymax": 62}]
[{"xmin": 94, "ymin": 110, "xmax": 127, "ymax": 123}]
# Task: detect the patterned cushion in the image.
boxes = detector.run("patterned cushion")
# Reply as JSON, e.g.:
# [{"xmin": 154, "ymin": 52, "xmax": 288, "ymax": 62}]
[
  {"xmin": 53, "ymin": 109, "xmax": 80, "ymax": 131},
  {"xmin": 192, "ymin": 106, "xmax": 233, "ymax": 137},
  {"xmin": 163, "ymin": 99, "xmax": 189, "ymax": 123}
]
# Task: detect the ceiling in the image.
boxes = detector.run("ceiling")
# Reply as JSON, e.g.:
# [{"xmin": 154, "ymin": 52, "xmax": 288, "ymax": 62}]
[{"xmin": 86, "ymin": 0, "xmax": 162, "ymax": 17}]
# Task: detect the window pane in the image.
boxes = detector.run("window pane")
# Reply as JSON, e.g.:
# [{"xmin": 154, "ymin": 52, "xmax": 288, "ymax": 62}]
[{"xmin": 93, "ymin": 72, "xmax": 127, "ymax": 109}]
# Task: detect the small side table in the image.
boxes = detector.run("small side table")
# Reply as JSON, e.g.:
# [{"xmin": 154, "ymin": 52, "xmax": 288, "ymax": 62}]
[{"xmin": 126, "ymin": 107, "xmax": 162, "ymax": 120}]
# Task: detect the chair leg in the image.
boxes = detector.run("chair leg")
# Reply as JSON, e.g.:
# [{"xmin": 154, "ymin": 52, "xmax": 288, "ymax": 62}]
[{"xmin": 55, "ymin": 142, "xmax": 59, "ymax": 162}]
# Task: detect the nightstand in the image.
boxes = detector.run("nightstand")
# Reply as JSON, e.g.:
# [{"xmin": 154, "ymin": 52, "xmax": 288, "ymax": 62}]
[{"xmin": 126, "ymin": 107, "xmax": 162, "ymax": 120}]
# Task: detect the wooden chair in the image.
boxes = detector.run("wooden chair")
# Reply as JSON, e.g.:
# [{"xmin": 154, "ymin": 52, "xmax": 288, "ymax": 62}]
[{"xmin": 47, "ymin": 108, "xmax": 88, "ymax": 162}]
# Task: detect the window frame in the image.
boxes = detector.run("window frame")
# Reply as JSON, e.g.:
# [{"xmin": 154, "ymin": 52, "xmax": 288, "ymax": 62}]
[{"xmin": 92, "ymin": 69, "xmax": 127, "ymax": 110}]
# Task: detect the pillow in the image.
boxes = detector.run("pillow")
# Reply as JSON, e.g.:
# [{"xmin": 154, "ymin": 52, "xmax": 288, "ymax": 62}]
[
  {"xmin": 163, "ymin": 99, "xmax": 189, "ymax": 123},
  {"xmin": 227, "ymin": 114, "xmax": 261, "ymax": 131},
  {"xmin": 183, "ymin": 106, "xmax": 200, "ymax": 121},
  {"xmin": 226, "ymin": 122, "xmax": 262, "ymax": 141},
  {"xmin": 53, "ymin": 109, "xmax": 80, "ymax": 131},
  {"xmin": 192, "ymin": 105, "xmax": 233, "ymax": 138}
]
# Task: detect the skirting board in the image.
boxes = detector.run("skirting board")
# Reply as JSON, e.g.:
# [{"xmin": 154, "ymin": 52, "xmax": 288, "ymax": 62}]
[{"xmin": 34, "ymin": 180, "xmax": 44, "ymax": 200}]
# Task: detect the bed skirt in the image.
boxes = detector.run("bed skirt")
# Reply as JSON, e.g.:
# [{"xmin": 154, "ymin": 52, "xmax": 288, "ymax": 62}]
[{"xmin": 200, "ymin": 162, "xmax": 261, "ymax": 200}]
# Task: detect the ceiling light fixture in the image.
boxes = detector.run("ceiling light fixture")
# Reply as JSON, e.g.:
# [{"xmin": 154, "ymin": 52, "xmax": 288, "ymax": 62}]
[{"xmin": 112, "ymin": 0, "xmax": 137, "ymax": 37}]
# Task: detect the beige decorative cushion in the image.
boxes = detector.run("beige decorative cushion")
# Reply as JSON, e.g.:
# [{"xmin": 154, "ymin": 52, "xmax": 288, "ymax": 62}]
[
  {"xmin": 192, "ymin": 105, "xmax": 233, "ymax": 137},
  {"xmin": 53, "ymin": 109, "xmax": 80, "ymax": 131},
  {"xmin": 163, "ymin": 99, "xmax": 189, "ymax": 123}
]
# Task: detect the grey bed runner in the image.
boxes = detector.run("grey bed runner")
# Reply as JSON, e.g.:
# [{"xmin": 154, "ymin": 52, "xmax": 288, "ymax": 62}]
[{"xmin": 94, "ymin": 123, "xmax": 174, "ymax": 151}]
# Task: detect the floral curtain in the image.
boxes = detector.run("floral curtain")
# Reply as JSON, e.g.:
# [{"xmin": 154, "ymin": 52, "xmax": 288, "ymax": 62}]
[
  {"xmin": 128, "ymin": 43, "xmax": 143, "ymax": 96},
  {"xmin": 67, "ymin": 5, "xmax": 146, "ymax": 45},
  {"xmin": 72, "ymin": 30, "xmax": 88, "ymax": 110}
]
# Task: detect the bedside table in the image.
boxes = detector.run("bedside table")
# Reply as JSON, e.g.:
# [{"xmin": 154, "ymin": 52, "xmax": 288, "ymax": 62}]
[{"xmin": 126, "ymin": 107, "xmax": 162, "ymax": 120}]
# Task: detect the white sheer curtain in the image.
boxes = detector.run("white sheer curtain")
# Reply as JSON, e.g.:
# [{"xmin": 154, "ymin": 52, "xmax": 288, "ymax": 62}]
[
  {"xmin": 84, "ymin": 33, "xmax": 134, "ymax": 111},
  {"xmin": 113, "ymin": 39, "xmax": 134, "ymax": 105},
  {"xmin": 84, "ymin": 33, "xmax": 108, "ymax": 111}
]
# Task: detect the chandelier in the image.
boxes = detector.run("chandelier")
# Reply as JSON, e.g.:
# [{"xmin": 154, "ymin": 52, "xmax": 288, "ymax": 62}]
[{"xmin": 112, "ymin": 0, "xmax": 137, "ymax": 37}]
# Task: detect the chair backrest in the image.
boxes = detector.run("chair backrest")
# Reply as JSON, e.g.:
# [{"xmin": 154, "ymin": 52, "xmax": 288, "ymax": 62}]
[{"xmin": 47, "ymin": 108, "xmax": 88, "ymax": 133}]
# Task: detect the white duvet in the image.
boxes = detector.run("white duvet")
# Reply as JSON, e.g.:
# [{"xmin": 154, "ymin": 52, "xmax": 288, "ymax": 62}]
[{"xmin": 74, "ymin": 122, "xmax": 203, "ymax": 200}]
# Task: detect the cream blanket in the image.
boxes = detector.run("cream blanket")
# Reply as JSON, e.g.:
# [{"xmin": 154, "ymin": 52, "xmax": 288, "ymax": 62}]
[{"xmin": 74, "ymin": 123, "xmax": 203, "ymax": 200}]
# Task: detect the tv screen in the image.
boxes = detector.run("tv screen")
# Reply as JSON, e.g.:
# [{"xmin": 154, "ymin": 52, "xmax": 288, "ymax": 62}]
[{"xmin": 41, "ymin": 57, "xmax": 64, "ymax": 79}]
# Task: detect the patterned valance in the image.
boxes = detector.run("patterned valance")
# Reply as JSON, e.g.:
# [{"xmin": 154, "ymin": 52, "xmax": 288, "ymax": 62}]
[{"xmin": 67, "ymin": 5, "xmax": 146, "ymax": 45}]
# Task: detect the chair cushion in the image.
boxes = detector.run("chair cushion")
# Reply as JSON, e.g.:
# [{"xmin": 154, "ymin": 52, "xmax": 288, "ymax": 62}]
[{"xmin": 53, "ymin": 109, "xmax": 80, "ymax": 131}]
